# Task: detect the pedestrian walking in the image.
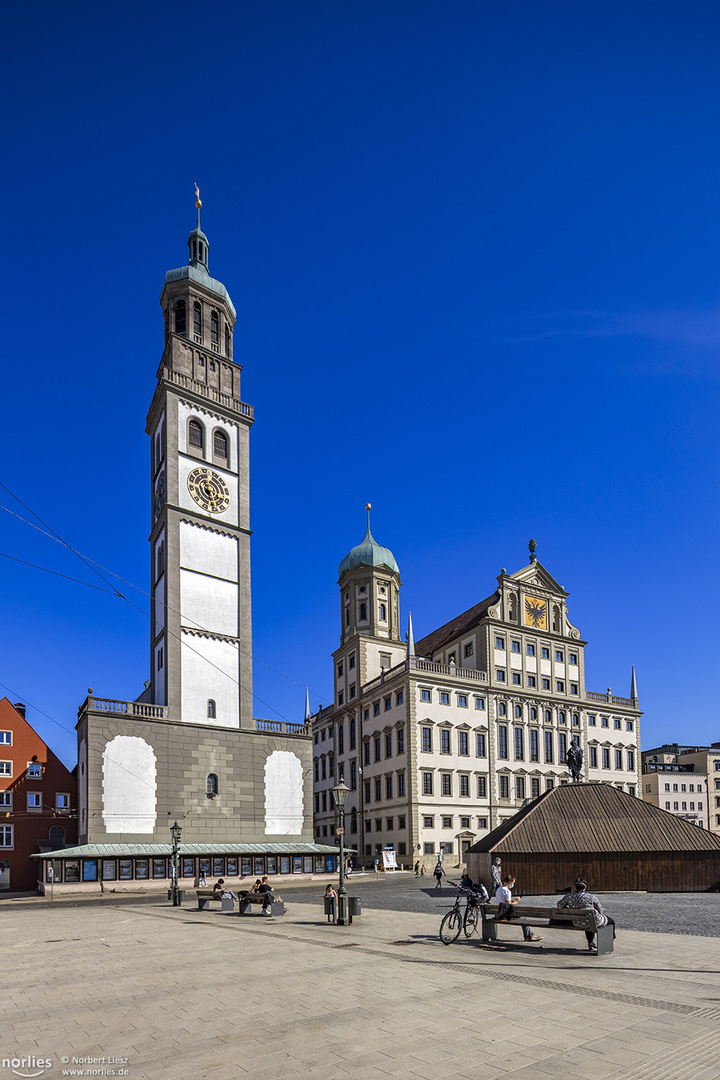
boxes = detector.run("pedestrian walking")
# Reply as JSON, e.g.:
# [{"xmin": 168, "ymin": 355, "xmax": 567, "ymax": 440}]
[
  {"xmin": 433, "ymin": 862, "xmax": 445, "ymax": 890},
  {"xmin": 414, "ymin": 861, "xmax": 420, "ymax": 877}
]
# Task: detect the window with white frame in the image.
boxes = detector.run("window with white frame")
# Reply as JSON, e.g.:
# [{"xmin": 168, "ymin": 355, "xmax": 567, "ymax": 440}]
[
  {"xmin": 56, "ymin": 793, "xmax": 70, "ymax": 810},
  {"xmin": 27, "ymin": 793, "xmax": 42, "ymax": 811},
  {"xmin": 0, "ymin": 826, "xmax": 13, "ymax": 847},
  {"xmin": 0, "ymin": 731, "xmax": 10, "ymax": 745},
  {"xmin": 0, "ymin": 762, "xmax": 11, "ymax": 777}
]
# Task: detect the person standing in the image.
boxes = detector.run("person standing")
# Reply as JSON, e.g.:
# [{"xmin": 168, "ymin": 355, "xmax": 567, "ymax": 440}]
[
  {"xmin": 557, "ymin": 879, "xmax": 615, "ymax": 952},
  {"xmin": 491, "ymin": 857, "xmax": 502, "ymax": 894},
  {"xmin": 495, "ymin": 874, "xmax": 542, "ymax": 943},
  {"xmin": 414, "ymin": 861, "xmax": 420, "ymax": 877},
  {"xmin": 433, "ymin": 862, "xmax": 445, "ymax": 890}
]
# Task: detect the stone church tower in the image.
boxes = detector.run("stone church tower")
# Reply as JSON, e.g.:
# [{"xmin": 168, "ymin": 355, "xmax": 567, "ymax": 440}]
[{"xmin": 75, "ymin": 197, "xmax": 314, "ymax": 850}]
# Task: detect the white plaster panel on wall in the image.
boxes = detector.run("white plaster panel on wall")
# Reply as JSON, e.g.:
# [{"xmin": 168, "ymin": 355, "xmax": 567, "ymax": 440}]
[
  {"xmin": 177, "ymin": 400, "xmax": 238, "ymax": 467},
  {"xmin": 493, "ymin": 649, "xmax": 506, "ymax": 668},
  {"xmin": 154, "ymin": 576, "xmax": 165, "ymax": 633},
  {"xmin": 180, "ymin": 632, "xmax": 239, "ymax": 727},
  {"xmin": 264, "ymin": 750, "xmax": 304, "ymax": 835},
  {"xmin": 540, "ymin": 660, "xmax": 552, "ymax": 676},
  {"xmin": 180, "ymin": 520, "xmax": 238, "ymax": 581},
  {"xmin": 102, "ymin": 736, "xmax": 157, "ymax": 834},
  {"xmin": 177, "ymin": 454, "xmax": 239, "ymax": 526},
  {"xmin": 554, "ymin": 663, "xmax": 566, "ymax": 678},
  {"xmin": 568, "ymin": 664, "xmax": 579, "ymax": 678},
  {"xmin": 78, "ymin": 738, "xmax": 87, "ymax": 836},
  {"xmin": 181, "ymin": 570, "xmax": 238, "ymax": 637},
  {"xmin": 364, "ymin": 642, "xmax": 406, "ymax": 682},
  {"xmin": 510, "ymin": 654, "xmax": 522, "ymax": 671},
  {"xmin": 526, "ymin": 657, "xmax": 537, "ymax": 673}
]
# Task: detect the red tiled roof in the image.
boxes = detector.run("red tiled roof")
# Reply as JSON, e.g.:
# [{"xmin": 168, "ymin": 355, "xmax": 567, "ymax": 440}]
[{"xmin": 414, "ymin": 592, "xmax": 497, "ymax": 658}]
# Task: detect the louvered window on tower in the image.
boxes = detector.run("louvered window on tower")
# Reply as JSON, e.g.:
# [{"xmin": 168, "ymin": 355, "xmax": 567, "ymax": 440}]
[
  {"xmin": 213, "ymin": 430, "xmax": 228, "ymax": 458},
  {"xmin": 193, "ymin": 303, "xmax": 202, "ymax": 336},
  {"xmin": 175, "ymin": 301, "xmax": 186, "ymax": 334},
  {"xmin": 211, "ymin": 312, "xmax": 219, "ymax": 344},
  {"xmin": 189, "ymin": 420, "xmax": 203, "ymax": 449}
]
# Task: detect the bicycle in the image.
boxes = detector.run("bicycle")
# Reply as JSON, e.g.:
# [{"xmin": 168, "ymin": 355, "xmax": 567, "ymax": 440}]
[{"xmin": 438, "ymin": 881, "xmax": 486, "ymax": 944}]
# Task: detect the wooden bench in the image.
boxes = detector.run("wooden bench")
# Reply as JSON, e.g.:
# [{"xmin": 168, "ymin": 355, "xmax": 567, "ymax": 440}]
[
  {"xmin": 480, "ymin": 903, "xmax": 614, "ymax": 955},
  {"xmin": 238, "ymin": 891, "xmax": 285, "ymax": 916},
  {"xmin": 196, "ymin": 889, "xmax": 234, "ymax": 912}
]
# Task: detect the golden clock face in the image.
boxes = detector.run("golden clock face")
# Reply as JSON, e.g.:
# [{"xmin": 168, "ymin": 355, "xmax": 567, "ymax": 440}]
[
  {"xmin": 187, "ymin": 467, "xmax": 231, "ymax": 514},
  {"xmin": 523, "ymin": 595, "xmax": 547, "ymax": 629}
]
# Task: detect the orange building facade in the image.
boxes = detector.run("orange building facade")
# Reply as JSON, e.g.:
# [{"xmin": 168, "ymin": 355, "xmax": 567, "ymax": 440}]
[{"xmin": 0, "ymin": 697, "xmax": 77, "ymax": 891}]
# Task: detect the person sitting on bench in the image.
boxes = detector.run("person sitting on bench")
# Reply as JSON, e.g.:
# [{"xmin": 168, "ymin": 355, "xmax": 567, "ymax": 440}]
[
  {"xmin": 495, "ymin": 874, "xmax": 542, "ymax": 943},
  {"xmin": 557, "ymin": 879, "xmax": 615, "ymax": 952},
  {"xmin": 213, "ymin": 878, "xmax": 238, "ymax": 904}
]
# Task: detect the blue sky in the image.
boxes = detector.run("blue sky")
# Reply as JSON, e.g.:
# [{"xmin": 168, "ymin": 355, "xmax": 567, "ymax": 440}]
[{"xmin": 2, "ymin": 1, "xmax": 718, "ymax": 767}]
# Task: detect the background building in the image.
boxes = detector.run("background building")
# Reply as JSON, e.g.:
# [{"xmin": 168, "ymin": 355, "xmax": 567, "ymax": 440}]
[
  {"xmin": 643, "ymin": 743, "xmax": 720, "ymax": 834},
  {"xmin": 312, "ymin": 532, "xmax": 642, "ymax": 870},
  {"xmin": 0, "ymin": 698, "xmax": 77, "ymax": 891}
]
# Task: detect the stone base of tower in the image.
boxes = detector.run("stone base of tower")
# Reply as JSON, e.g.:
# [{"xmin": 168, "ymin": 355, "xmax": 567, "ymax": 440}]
[{"xmin": 76, "ymin": 695, "xmax": 314, "ymax": 847}]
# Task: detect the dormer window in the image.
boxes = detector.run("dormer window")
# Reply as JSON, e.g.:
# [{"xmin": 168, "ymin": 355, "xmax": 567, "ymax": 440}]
[
  {"xmin": 211, "ymin": 312, "xmax": 219, "ymax": 345},
  {"xmin": 175, "ymin": 301, "xmax": 186, "ymax": 334}
]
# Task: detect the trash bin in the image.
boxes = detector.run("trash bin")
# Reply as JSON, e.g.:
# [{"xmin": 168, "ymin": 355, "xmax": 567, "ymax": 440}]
[
  {"xmin": 348, "ymin": 896, "xmax": 361, "ymax": 917},
  {"xmin": 167, "ymin": 889, "xmax": 186, "ymax": 902}
]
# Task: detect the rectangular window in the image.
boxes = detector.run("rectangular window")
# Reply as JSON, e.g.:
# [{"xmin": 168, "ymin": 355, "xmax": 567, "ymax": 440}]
[
  {"xmin": 349, "ymin": 654, "xmax": 355, "ymax": 669},
  {"xmin": 514, "ymin": 727, "xmax": 524, "ymax": 760},
  {"xmin": 531, "ymin": 777, "xmax": 540, "ymax": 798},
  {"xmin": 56, "ymin": 793, "xmax": 70, "ymax": 809},
  {"xmin": 421, "ymin": 689, "xmax": 431, "ymax": 702},
  {"xmin": 542, "ymin": 647, "xmax": 550, "ymax": 659},
  {"xmin": 397, "ymin": 727, "xmax": 405, "ymax": 754},
  {"xmin": 542, "ymin": 678, "xmax": 550, "ymax": 690},
  {"xmin": 375, "ymin": 779, "xmax": 382, "ymax": 801},
  {"xmin": 588, "ymin": 715, "xmax": 596, "ymax": 726},
  {"xmin": 364, "ymin": 742, "xmax": 370, "ymax": 765},
  {"xmin": 527, "ymin": 676, "xmax": 536, "ymax": 687},
  {"xmin": 530, "ymin": 730, "xmax": 539, "ymax": 762},
  {"xmin": 665, "ymin": 801, "xmax": 671, "ymax": 809},
  {"xmin": 546, "ymin": 778, "xmax": 554, "ymax": 791},
  {"xmin": 349, "ymin": 685, "xmax": 356, "ymax": 699},
  {"xmin": 544, "ymin": 731, "xmax": 553, "ymax": 764},
  {"xmin": 386, "ymin": 776, "xmax": 393, "ymax": 800},
  {"xmin": 424, "ymin": 843, "xmax": 435, "ymax": 855},
  {"xmin": 386, "ymin": 817, "xmax": 394, "ymax": 830},
  {"xmin": 498, "ymin": 725, "xmax": 508, "ymax": 759},
  {"xmin": 385, "ymin": 697, "xmax": 392, "ymax": 711},
  {"xmin": 615, "ymin": 749, "xmax": 623, "ymax": 770},
  {"xmin": 477, "ymin": 775, "xmax": 487, "ymax": 798},
  {"xmin": 441, "ymin": 729, "xmax": 450, "ymax": 754},
  {"xmin": 441, "ymin": 774, "xmax": 452, "ymax": 796},
  {"xmin": 350, "ymin": 761, "xmax": 357, "ymax": 789},
  {"xmin": 627, "ymin": 751, "xmax": 635, "ymax": 771},
  {"xmin": 398, "ymin": 772, "xmax": 405, "ymax": 797},
  {"xmin": 512, "ymin": 673, "xmax": 521, "ymax": 685},
  {"xmin": 0, "ymin": 792, "xmax": 10, "ymax": 807},
  {"xmin": 496, "ymin": 637, "xmax": 505, "ymax": 649},
  {"xmin": 458, "ymin": 731, "xmax": 469, "ymax": 756},
  {"xmin": 475, "ymin": 697, "xmax": 485, "ymax": 710},
  {"xmin": 476, "ymin": 732, "xmax": 486, "ymax": 757},
  {"xmin": 459, "ymin": 774, "xmax": 469, "ymax": 797},
  {"xmin": 614, "ymin": 719, "xmax": 621, "ymax": 730},
  {"xmin": 602, "ymin": 748, "xmax": 610, "ymax": 769},
  {"xmin": 442, "ymin": 815, "xmax": 453, "ymax": 828},
  {"xmin": 559, "ymin": 733, "xmax": 567, "ymax": 763},
  {"xmin": 365, "ymin": 781, "xmax": 371, "ymax": 803},
  {"xmin": 27, "ymin": 762, "xmax": 42, "ymax": 778},
  {"xmin": 511, "ymin": 641, "xmax": 520, "ymax": 652},
  {"xmin": 527, "ymin": 644, "xmax": 535, "ymax": 656},
  {"xmin": 590, "ymin": 746, "xmax": 598, "ymax": 768},
  {"xmin": 0, "ymin": 762, "xmax": 11, "ymax": 777},
  {"xmin": 515, "ymin": 777, "xmax": 525, "ymax": 800},
  {"xmin": 0, "ymin": 731, "xmax": 10, "ymax": 745},
  {"xmin": 350, "ymin": 719, "xmax": 356, "ymax": 749},
  {"xmin": 602, "ymin": 717, "xmax": 609, "ymax": 728},
  {"xmin": 570, "ymin": 684, "xmax": 578, "ymax": 695},
  {"xmin": 460, "ymin": 816, "xmax": 470, "ymax": 828},
  {"xmin": 338, "ymin": 691, "xmax": 344, "ymax": 706},
  {"xmin": 496, "ymin": 670, "xmax": 506, "ymax": 682},
  {"xmin": 556, "ymin": 681, "xmax": 564, "ymax": 693},
  {"xmin": 556, "ymin": 650, "xmax": 563, "ymax": 662},
  {"xmin": 464, "ymin": 643, "xmax": 473, "ymax": 657},
  {"xmin": 499, "ymin": 775, "xmax": 510, "ymax": 799},
  {"xmin": 27, "ymin": 792, "xmax": 41, "ymax": 810},
  {"xmin": 423, "ymin": 815, "xmax": 434, "ymax": 828},
  {"xmin": 422, "ymin": 772, "xmax": 433, "ymax": 796},
  {"xmin": 385, "ymin": 733, "xmax": 392, "ymax": 758},
  {"xmin": 375, "ymin": 819, "xmax": 382, "ymax": 831},
  {"xmin": 422, "ymin": 728, "xmax": 432, "ymax": 752},
  {"xmin": 569, "ymin": 653, "xmax": 578, "ymax": 665},
  {"xmin": 374, "ymin": 703, "xmax": 380, "ymax": 717},
  {"xmin": 440, "ymin": 692, "xmax": 450, "ymax": 705},
  {"xmin": 399, "ymin": 817, "xmax": 406, "ymax": 831},
  {"xmin": 396, "ymin": 690, "xmax": 404, "ymax": 705},
  {"xmin": 478, "ymin": 816, "xmax": 488, "ymax": 829},
  {"xmin": 439, "ymin": 842, "xmax": 453, "ymax": 855},
  {"xmin": 458, "ymin": 694, "xmax": 467, "ymax": 708}
]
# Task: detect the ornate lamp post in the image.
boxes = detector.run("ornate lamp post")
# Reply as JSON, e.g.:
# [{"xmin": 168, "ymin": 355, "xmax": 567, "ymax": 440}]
[
  {"xmin": 170, "ymin": 820, "xmax": 182, "ymax": 906},
  {"xmin": 331, "ymin": 780, "xmax": 350, "ymax": 925}
]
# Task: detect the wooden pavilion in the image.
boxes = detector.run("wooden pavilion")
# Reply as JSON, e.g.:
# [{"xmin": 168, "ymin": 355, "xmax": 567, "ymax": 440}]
[{"xmin": 465, "ymin": 782, "xmax": 720, "ymax": 893}]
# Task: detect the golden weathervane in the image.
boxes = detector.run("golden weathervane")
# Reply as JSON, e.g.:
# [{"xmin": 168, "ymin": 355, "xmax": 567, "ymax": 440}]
[{"xmin": 194, "ymin": 183, "xmax": 202, "ymax": 209}]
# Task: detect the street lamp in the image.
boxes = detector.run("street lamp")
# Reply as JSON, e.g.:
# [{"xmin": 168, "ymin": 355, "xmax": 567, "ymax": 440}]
[
  {"xmin": 331, "ymin": 780, "xmax": 350, "ymax": 925},
  {"xmin": 170, "ymin": 820, "xmax": 182, "ymax": 906}
]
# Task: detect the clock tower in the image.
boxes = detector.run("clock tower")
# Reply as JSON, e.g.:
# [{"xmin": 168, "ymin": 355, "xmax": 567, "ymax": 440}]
[{"xmin": 146, "ymin": 192, "xmax": 254, "ymax": 727}]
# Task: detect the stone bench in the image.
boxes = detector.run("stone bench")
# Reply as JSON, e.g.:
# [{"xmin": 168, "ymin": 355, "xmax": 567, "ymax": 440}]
[
  {"xmin": 480, "ymin": 903, "xmax": 614, "ymax": 955},
  {"xmin": 238, "ymin": 891, "xmax": 285, "ymax": 916},
  {"xmin": 196, "ymin": 890, "xmax": 234, "ymax": 912}
]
